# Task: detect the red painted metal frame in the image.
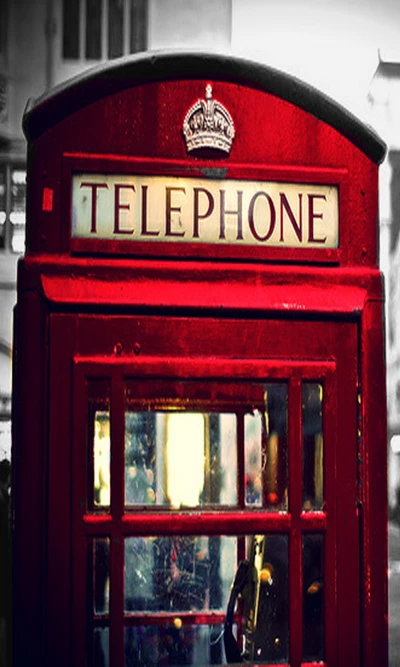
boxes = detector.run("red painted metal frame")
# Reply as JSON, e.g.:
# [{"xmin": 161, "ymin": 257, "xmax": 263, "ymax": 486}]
[
  {"xmin": 29, "ymin": 260, "xmax": 378, "ymax": 315},
  {"xmin": 68, "ymin": 352, "xmax": 341, "ymax": 667},
  {"xmin": 359, "ymin": 299, "xmax": 388, "ymax": 666},
  {"xmin": 11, "ymin": 291, "xmax": 48, "ymax": 666},
  {"xmin": 12, "ymin": 277, "xmax": 378, "ymax": 666}
]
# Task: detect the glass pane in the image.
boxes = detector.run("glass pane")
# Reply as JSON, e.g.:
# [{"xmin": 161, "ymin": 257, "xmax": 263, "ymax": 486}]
[
  {"xmin": 242, "ymin": 535, "xmax": 289, "ymax": 664},
  {"xmin": 10, "ymin": 169, "xmax": 26, "ymax": 253},
  {"xmin": 302, "ymin": 383, "xmax": 324, "ymax": 510},
  {"xmin": 62, "ymin": 0, "xmax": 80, "ymax": 59},
  {"xmin": 130, "ymin": 0, "xmax": 147, "ymax": 53},
  {"xmin": 125, "ymin": 624, "xmax": 224, "ymax": 666},
  {"xmin": 303, "ymin": 534, "xmax": 324, "ymax": 661},
  {"xmin": 94, "ymin": 627, "xmax": 109, "ymax": 667},
  {"xmin": 0, "ymin": 1, "xmax": 7, "ymax": 59},
  {"xmin": 244, "ymin": 410, "xmax": 262, "ymax": 506},
  {"xmin": 245, "ymin": 384, "xmax": 288, "ymax": 510},
  {"xmin": 93, "ymin": 410, "xmax": 111, "ymax": 507},
  {"xmin": 124, "ymin": 411, "xmax": 237, "ymax": 508},
  {"xmin": 0, "ymin": 166, "xmax": 5, "ymax": 248},
  {"xmin": 93, "ymin": 538, "xmax": 110, "ymax": 615},
  {"xmin": 89, "ymin": 379, "xmax": 111, "ymax": 510},
  {"xmin": 108, "ymin": 0, "xmax": 123, "ymax": 58},
  {"xmin": 125, "ymin": 412, "xmax": 156, "ymax": 505},
  {"xmin": 215, "ymin": 414, "xmax": 237, "ymax": 505},
  {"xmin": 86, "ymin": 0, "xmax": 102, "ymax": 59},
  {"xmin": 124, "ymin": 536, "xmax": 237, "ymax": 614}
]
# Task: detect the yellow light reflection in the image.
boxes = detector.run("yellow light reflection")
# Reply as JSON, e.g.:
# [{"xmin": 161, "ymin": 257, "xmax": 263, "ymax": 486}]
[
  {"xmin": 94, "ymin": 411, "xmax": 111, "ymax": 506},
  {"xmin": 166, "ymin": 413, "xmax": 205, "ymax": 507}
]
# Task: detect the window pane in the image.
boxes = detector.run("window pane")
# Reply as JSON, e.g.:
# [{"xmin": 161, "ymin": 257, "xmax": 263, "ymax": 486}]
[
  {"xmin": 242, "ymin": 535, "xmax": 289, "ymax": 663},
  {"xmin": 244, "ymin": 410, "xmax": 263, "ymax": 506},
  {"xmin": 125, "ymin": 380, "xmax": 290, "ymax": 509},
  {"xmin": 93, "ymin": 538, "xmax": 110, "ymax": 615},
  {"xmin": 302, "ymin": 383, "xmax": 324, "ymax": 510},
  {"xmin": 63, "ymin": 0, "xmax": 80, "ymax": 59},
  {"xmin": 108, "ymin": 0, "xmax": 123, "ymax": 59},
  {"xmin": 0, "ymin": 74, "xmax": 7, "ymax": 123},
  {"xmin": 10, "ymin": 168, "xmax": 26, "ymax": 253},
  {"xmin": 88, "ymin": 538, "xmax": 110, "ymax": 665},
  {"xmin": 94, "ymin": 627, "xmax": 109, "ymax": 667},
  {"xmin": 125, "ymin": 624, "xmax": 224, "ymax": 666},
  {"xmin": 0, "ymin": 167, "xmax": 5, "ymax": 248},
  {"xmin": 88, "ymin": 379, "xmax": 111, "ymax": 510},
  {"xmin": 86, "ymin": 0, "xmax": 102, "ymax": 59},
  {"xmin": 93, "ymin": 410, "xmax": 111, "ymax": 506},
  {"xmin": 303, "ymin": 534, "xmax": 324, "ymax": 661},
  {"xmin": 245, "ymin": 384, "xmax": 288, "ymax": 510},
  {"xmin": 130, "ymin": 0, "xmax": 147, "ymax": 53},
  {"xmin": 0, "ymin": 1, "xmax": 7, "ymax": 59},
  {"xmin": 214, "ymin": 413, "xmax": 237, "ymax": 505},
  {"xmin": 124, "ymin": 410, "xmax": 237, "ymax": 508},
  {"xmin": 124, "ymin": 536, "xmax": 237, "ymax": 614},
  {"xmin": 125, "ymin": 412, "xmax": 156, "ymax": 505}
]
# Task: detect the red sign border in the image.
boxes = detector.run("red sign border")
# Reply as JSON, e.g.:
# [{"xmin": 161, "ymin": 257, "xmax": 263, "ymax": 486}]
[{"xmin": 63, "ymin": 152, "xmax": 347, "ymax": 264}]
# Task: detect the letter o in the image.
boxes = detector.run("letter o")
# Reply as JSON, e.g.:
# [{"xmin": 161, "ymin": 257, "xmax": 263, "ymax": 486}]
[{"xmin": 248, "ymin": 191, "xmax": 276, "ymax": 242}]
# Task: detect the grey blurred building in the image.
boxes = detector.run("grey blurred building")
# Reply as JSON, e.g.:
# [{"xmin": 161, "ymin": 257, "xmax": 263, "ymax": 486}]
[
  {"xmin": 369, "ymin": 53, "xmax": 400, "ymax": 507},
  {"xmin": 0, "ymin": 0, "xmax": 231, "ymax": 461},
  {"xmin": 1, "ymin": 1, "xmax": 399, "ymax": 488}
]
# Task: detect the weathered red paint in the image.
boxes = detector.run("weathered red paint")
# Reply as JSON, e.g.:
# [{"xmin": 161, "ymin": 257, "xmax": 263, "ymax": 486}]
[{"xmin": 13, "ymin": 52, "xmax": 387, "ymax": 666}]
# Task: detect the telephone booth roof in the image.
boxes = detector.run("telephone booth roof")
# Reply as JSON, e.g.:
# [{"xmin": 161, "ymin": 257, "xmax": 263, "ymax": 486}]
[
  {"xmin": 21, "ymin": 49, "xmax": 387, "ymax": 263},
  {"xmin": 23, "ymin": 49, "xmax": 386, "ymax": 164}
]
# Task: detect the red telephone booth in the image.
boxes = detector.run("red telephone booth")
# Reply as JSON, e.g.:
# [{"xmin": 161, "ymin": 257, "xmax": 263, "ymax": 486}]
[{"xmin": 13, "ymin": 52, "xmax": 387, "ymax": 666}]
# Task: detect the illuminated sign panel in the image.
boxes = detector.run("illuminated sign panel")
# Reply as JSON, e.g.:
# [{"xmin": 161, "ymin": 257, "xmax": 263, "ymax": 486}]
[{"xmin": 72, "ymin": 173, "xmax": 339, "ymax": 248}]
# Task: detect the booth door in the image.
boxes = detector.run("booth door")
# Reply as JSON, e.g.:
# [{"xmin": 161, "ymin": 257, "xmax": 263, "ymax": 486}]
[{"xmin": 49, "ymin": 316, "xmax": 359, "ymax": 667}]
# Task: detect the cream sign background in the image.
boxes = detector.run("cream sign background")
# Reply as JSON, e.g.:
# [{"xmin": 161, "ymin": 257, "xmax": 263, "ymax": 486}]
[{"xmin": 72, "ymin": 173, "xmax": 339, "ymax": 248}]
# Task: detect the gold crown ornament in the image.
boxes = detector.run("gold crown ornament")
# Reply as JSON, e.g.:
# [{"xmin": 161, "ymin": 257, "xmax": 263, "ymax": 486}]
[{"xmin": 183, "ymin": 84, "xmax": 235, "ymax": 156}]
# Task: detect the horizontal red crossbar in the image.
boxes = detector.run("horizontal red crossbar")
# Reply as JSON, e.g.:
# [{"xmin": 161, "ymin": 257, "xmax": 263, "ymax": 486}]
[{"xmin": 82, "ymin": 510, "xmax": 327, "ymax": 535}]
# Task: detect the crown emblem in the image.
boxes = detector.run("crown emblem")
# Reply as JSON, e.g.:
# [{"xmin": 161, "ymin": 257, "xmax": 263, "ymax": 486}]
[{"xmin": 183, "ymin": 84, "xmax": 235, "ymax": 156}]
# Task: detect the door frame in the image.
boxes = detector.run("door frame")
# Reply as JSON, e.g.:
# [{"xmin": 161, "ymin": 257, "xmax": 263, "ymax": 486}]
[{"xmin": 47, "ymin": 313, "xmax": 360, "ymax": 666}]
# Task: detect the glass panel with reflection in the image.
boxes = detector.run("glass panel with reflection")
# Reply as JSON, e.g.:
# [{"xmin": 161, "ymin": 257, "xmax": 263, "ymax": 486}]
[
  {"xmin": 303, "ymin": 533, "xmax": 324, "ymax": 661},
  {"xmin": 242, "ymin": 534, "xmax": 289, "ymax": 664},
  {"xmin": 124, "ymin": 535, "xmax": 237, "ymax": 614},
  {"xmin": 93, "ymin": 538, "xmax": 110, "ymax": 616},
  {"xmin": 124, "ymin": 411, "xmax": 237, "ymax": 507},
  {"xmin": 124, "ymin": 380, "xmax": 288, "ymax": 510},
  {"xmin": 125, "ymin": 624, "xmax": 225, "ymax": 667},
  {"xmin": 302, "ymin": 383, "xmax": 324, "ymax": 510},
  {"xmin": 88, "ymin": 379, "xmax": 111, "ymax": 510},
  {"xmin": 93, "ymin": 627, "xmax": 109, "ymax": 667},
  {"xmin": 245, "ymin": 383, "xmax": 288, "ymax": 511},
  {"xmin": 10, "ymin": 168, "xmax": 26, "ymax": 253}
]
